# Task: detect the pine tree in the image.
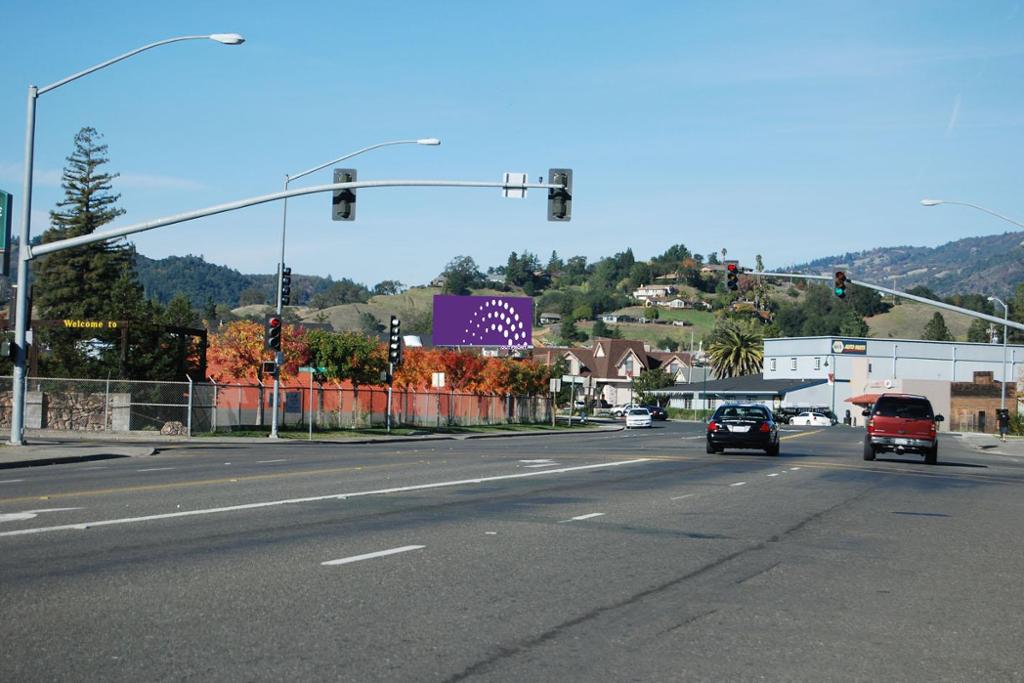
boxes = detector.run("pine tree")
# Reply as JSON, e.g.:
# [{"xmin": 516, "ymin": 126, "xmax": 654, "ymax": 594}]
[
  {"xmin": 966, "ymin": 318, "xmax": 991, "ymax": 343},
  {"xmin": 33, "ymin": 127, "xmax": 148, "ymax": 378},
  {"xmin": 922, "ymin": 312, "xmax": 954, "ymax": 341}
]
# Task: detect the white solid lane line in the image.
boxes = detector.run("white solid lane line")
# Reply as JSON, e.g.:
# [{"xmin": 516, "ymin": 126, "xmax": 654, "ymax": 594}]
[
  {"xmin": 559, "ymin": 513, "xmax": 605, "ymax": 523},
  {"xmin": 257, "ymin": 459, "xmax": 288, "ymax": 464},
  {"xmin": 0, "ymin": 479, "xmax": 26, "ymax": 484},
  {"xmin": 670, "ymin": 493, "xmax": 695, "ymax": 500},
  {"xmin": 0, "ymin": 459, "xmax": 651, "ymax": 538},
  {"xmin": 322, "ymin": 545, "xmax": 425, "ymax": 566},
  {"xmin": 137, "ymin": 467, "xmax": 175, "ymax": 472},
  {"xmin": 730, "ymin": 482, "xmax": 747, "ymax": 487}
]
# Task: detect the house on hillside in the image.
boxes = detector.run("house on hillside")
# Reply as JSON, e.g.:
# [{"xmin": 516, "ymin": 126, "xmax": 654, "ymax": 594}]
[
  {"xmin": 632, "ymin": 284, "xmax": 676, "ymax": 301},
  {"xmin": 539, "ymin": 312, "xmax": 562, "ymax": 325},
  {"xmin": 533, "ymin": 338, "xmax": 695, "ymax": 406}
]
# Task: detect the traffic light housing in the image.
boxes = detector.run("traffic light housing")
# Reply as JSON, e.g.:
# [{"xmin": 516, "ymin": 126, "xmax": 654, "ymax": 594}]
[
  {"xmin": 332, "ymin": 168, "xmax": 357, "ymax": 221},
  {"xmin": 547, "ymin": 168, "xmax": 572, "ymax": 222},
  {"xmin": 265, "ymin": 314, "xmax": 282, "ymax": 351},
  {"xmin": 280, "ymin": 266, "xmax": 292, "ymax": 306},
  {"xmin": 388, "ymin": 315, "xmax": 402, "ymax": 366},
  {"xmin": 725, "ymin": 260, "xmax": 739, "ymax": 291},
  {"xmin": 834, "ymin": 271, "xmax": 847, "ymax": 298}
]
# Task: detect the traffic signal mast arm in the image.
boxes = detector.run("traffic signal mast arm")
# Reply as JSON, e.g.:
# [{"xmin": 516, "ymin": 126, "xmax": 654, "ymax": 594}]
[
  {"xmin": 759, "ymin": 271, "xmax": 1024, "ymax": 333},
  {"xmin": 25, "ymin": 177, "xmax": 571, "ymax": 260}
]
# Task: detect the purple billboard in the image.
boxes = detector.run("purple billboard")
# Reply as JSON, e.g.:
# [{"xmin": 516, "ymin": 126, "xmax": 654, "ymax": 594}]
[{"xmin": 432, "ymin": 295, "xmax": 533, "ymax": 347}]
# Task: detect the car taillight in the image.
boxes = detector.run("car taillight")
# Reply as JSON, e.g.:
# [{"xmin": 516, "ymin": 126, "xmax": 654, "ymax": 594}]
[
  {"xmin": 866, "ymin": 419, "xmax": 874, "ymax": 434},
  {"xmin": 759, "ymin": 422, "xmax": 771, "ymax": 433},
  {"xmin": 707, "ymin": 421, "xmax": 718, "ymax": 432}
]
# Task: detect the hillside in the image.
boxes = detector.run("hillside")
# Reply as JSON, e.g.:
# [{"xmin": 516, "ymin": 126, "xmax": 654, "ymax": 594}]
[
  {"xmin": 135, "ymin": 254, "xmax": 342, "ymax": 307},
  {"xmin": 865, "ymin": 301, "xmax": 978, "ymax": 342},
  {"xmin": 788, "ymin": 230, "xmax": 1024, "ymax": 298}
]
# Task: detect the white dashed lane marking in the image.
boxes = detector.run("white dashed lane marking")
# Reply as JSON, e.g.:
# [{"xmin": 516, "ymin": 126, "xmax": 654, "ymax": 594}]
[
  {"xmin": 0, "ymin": 479, "xmax": 26, "ymax": 484},
  {"xmin": 257, "ymin": 459, "xmax": 288, "ymax": 464},
  {"xmin": 137, "ymin": 468, "xmax": 175, "ymax": 472},
  {"xmin": 729, "ymin": 482, "xmax": 747, "ymax": 487},
  {"xmin": 671, "ymin": 494, "xmax": 695, "ymax": 500},
  {"xmin": 322, "ymin": 545, "xmax": 425, "ymax": 566},
  {"xmin": 767, "ymin": 473, "xmax": 781, "ymax": 477},
  {"xmin": 559, "ymin": 513, "xmax": 605, "ymax": 523}
]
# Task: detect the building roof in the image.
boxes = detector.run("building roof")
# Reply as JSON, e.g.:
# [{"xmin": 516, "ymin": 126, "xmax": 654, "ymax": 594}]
[
  {"xmin": 649, "ymin": 373, "xmax": 827, "ymax": 397},
  {"xmin": 532, "ymin": 338, "xmax": 694, "ymax": 382}
]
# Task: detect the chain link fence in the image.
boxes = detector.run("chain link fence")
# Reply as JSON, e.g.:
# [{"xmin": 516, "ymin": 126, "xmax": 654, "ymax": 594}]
[{"xmin": 0, "ymin": 376, "xmax": 552, "ymax": 437}]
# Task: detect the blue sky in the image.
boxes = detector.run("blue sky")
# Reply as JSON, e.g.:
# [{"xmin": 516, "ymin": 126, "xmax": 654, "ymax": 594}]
[{"xmin": 1, "ymin": 1, "xmax": 1022, "ymax": 289}]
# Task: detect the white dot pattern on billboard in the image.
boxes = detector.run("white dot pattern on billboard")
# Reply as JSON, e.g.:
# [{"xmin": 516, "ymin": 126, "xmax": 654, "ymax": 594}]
[{"xmin": 462, "ymin": 299, "xmax": 528, "ymax": 346}]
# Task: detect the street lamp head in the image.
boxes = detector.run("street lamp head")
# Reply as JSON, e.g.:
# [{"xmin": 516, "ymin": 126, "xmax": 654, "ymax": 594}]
[
  {"xmin": 209, "ymin": 33, "xmax": 245, "ymax": 45},
  {"xmin": 416, "ymin": 138, "xmax": 441, "ymax": 146},
  {"xmin": 920, "ymin": 199, "xmax": 944, "ymax": 207}
]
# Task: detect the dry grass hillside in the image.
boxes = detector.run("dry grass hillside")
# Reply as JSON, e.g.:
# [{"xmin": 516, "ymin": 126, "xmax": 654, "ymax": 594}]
[
  {"xmin": 234, "ymin": 287, "xmax": 517, "ymax": 333},
  {"xmin": 865, "ymin": 301, "xmax": 978, "ymax": 341}
]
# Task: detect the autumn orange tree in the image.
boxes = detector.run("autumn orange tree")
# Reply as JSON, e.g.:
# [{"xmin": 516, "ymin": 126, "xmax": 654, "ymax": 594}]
[
  {"xmin": 393, "ymin": 347, "xmax": 433, "ymax": 390},
  {"xmin": 207, "ymin": 320, "xmax": 310, "ymax": 382}
]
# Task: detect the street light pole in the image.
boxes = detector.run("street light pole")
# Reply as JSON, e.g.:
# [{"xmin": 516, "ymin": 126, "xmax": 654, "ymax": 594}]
[
  {"xmin": 920, "ymin": 199, "xmax": 1024, "ymax": 231},
  {"xmin": 268, "ymin": 138, "xmax": 440, "ymax": 438},
  {"xmin": 988, "ymin": 296, "xmax": 1009, "ymax": 412},
  {"xmin": 8, "ymin": 33, "xmax": 244, "ymax": 446}
]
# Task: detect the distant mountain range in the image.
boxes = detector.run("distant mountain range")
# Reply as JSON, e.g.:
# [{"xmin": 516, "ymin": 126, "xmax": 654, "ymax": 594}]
[
  {"xmin": 787, "ymin": 230, "xmax": 1024, "ymax": 298},
  {"xmin": 133, "ymin": 230, "xmax": 1024, "ymax": 308}
]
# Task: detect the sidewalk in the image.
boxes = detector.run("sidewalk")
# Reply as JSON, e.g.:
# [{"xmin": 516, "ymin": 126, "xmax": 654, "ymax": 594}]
[
  {"xmin": 0, "ymin": 424, "xmax": 622, "ymax": 469},
  {"xmin": 950, "ymin": 431, "xmax": 1024, "ymax": 457}
]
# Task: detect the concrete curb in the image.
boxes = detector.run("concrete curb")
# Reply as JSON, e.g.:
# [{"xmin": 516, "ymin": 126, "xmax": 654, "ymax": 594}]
[{"xmin": 0, "ymin": 445, "xmax": 157, "ymax": 469}]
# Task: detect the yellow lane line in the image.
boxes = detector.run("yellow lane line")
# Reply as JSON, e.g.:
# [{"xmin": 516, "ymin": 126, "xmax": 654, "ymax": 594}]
[
  {"xmin": 0, "ymin": 452, "xmax": 652, "ymax": 505},
  {"xmin": 780, "ymin": 429, "xmax": 825, "ymax": 441},
  {"xmin": 0, "ymin": 462, "xmax": 403, "ymax": 505}
]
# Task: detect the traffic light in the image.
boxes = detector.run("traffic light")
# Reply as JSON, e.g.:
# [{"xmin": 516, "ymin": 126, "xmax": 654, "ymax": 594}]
[
  {"xmin": 834, "ymin": 271, "xmax": 847, "ymax": 298},
  {"xmin": 547, "ymin": 168, "xmax": 572, "ymax": 222},
  {"xmin": 265, "ymin": 314, "xmax": 282, "ymax": 351},
  {"xmin": 260, "ymin": 360, "xmax": 278, "ymax": 377},
  {"xmin": 388, "ymin": 315, "xmax": 402, "ymax": 366},
  {"xmin": 725, "ymin": 260, "xmax": 739, "ymax": 291},
  {"xmin": 280, "ymin": 266, "xmax": 292, "ymax": 306},
  {"xmin": 332, "ymin": 168, "xmax": 357, "ymax": 221}
]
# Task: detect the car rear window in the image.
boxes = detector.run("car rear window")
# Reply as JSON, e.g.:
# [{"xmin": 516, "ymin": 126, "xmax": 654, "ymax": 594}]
[
  {"xmin": 873, "ymin": 397, "xmax": 933, "ymax": 420},
  {"xmin": 715, "ymin": 406, "xmax": 769, "ymax": 420}
]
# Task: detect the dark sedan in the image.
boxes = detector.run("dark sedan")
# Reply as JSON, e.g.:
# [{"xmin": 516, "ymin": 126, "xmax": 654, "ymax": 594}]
[
  {"xmin": 642, "ymin": 405, "xmax": 668, "ymax": 421},
  {"xmin": 705, "ymin": 403, "xmax": 779, "ymax": 456}
]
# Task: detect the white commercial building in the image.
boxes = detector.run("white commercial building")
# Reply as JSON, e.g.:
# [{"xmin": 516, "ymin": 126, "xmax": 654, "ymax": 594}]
[{"xmin": 764, "ymin": 337, "xmax": 1024, "ymax": 429}]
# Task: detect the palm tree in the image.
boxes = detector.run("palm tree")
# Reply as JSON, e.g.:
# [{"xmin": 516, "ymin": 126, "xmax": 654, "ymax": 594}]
[{"xmin": 707, "ymin": 320, "xmax": 764, "ymax": 378}]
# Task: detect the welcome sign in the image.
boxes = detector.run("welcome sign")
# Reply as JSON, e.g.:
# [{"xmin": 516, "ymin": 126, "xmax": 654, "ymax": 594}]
[{"xmin": 433, "ymin": 295, "xmax": 533, "ymax": 347}]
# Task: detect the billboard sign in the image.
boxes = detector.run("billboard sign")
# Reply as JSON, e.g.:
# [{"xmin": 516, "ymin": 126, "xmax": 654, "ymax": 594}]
[{"xmin": 433, "ymin": 295, "xmax": 533, "ymax": 348}]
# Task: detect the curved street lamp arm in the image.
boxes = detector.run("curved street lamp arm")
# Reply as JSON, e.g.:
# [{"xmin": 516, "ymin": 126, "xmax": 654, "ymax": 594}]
[
  {"xmin": 928, "ymin": 200, "xmax": 1024, "ymax": 231},
  {"xmin": 286, "ymin": 140, "xmax": 430, "ymax": 184},
  {"xmin": 37, "ymin": 35, "xmax": 221, "ymax": 95}
]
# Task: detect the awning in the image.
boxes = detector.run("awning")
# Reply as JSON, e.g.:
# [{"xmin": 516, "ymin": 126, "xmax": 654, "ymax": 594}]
[{"xmin": 846, "ymin": 393, "xmax": 881, "ymax": 405}]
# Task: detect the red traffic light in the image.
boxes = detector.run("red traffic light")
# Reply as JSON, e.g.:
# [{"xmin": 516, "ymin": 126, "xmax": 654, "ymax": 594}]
[
  {"xmin": 726, "ymin": 263, "xmax": 737, "ymax": 272},
  {"xmin": 268, "ymin": 316, "xmax": 282, "ymax": 328}
]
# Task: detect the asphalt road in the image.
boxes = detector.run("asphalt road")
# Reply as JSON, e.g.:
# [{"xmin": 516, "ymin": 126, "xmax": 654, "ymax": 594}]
[{"xmin": 1, "ymin": 423, "xmax": 1022, "ymax": 681}]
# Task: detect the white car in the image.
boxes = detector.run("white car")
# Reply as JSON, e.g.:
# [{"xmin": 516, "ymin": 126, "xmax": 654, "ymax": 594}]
[
  {"xmin": 789, "ymin": 411, "xmax": 832, "ymax": 426},
  {"xmin": 625, "ymin": 407, "xmax": 653, "ymax": 429},
  {"xmin": 612, "ymin": 403, "xmax": 639, "ymax": 417}
]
